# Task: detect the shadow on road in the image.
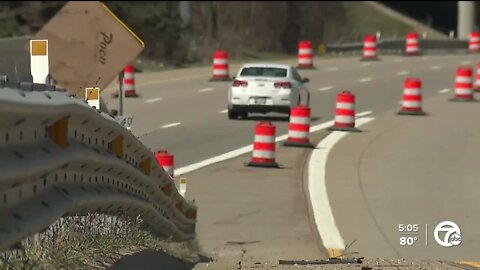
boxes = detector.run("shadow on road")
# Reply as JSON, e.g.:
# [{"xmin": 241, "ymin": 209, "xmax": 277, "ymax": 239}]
[{"xmin": 108, "ymin": 249, "xmax": 196, "ymax": 270}]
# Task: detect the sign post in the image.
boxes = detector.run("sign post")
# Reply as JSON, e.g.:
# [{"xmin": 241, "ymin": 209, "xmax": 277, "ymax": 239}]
[{"xmin": 118, "ymin": 71, "xmax": 125, "ymax": 116}]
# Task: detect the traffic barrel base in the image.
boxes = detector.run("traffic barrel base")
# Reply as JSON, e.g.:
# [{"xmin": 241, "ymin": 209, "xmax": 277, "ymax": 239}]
[
  {"xmin": 328, "ymin": 126, "xmax": 362, "ymax": 132},
  {"xmin": 360, "ymin": 57, "xmax": 380, "ymax": 62},
  {"xmin": 110, "ymin": 92, "xmax": 140, "ymax": 98},
  {"xmin": 246, "ymin": 161, "xmax": 280, "ymax": 168},
  {"xmin": 397, "ymin": 110, "xmax": 427, "ymax": 116},
  {"xmin": 297, "ymin": 66, "xmax": 316, "ymax": 70},
  {"xmin": 449, "ymin": 97, "xmax": 478, "ymax": 102},
  {"xmin": 403, "ymin": 51, "xmax": 423, "ymax": 57},
  {"xmin": 209, "ymin": 77, "xmax": 232, "ymax": 82},
  {"xmin": 283, "ymin": 141, "xmax": 315, "ymax": 148}
]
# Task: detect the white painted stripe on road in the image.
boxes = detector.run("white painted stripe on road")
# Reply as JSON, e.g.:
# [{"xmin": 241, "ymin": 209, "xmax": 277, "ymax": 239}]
[
  {"xmin": 438, "ymin": 88, "xmax": 450, "ymax": 94},
  {"xmin": 396, "ymin": 71, "xmax": 410, "ymax": 76},
  {"xmin": 318, "ymin": 86, "xmax": 333, "ymax": 91},
  {"xmin": 309, "ymin": 116, "xmax": 375, "ymax": 250},
  {"xmin": 161, "ymin": 122, "xmax": 181, "ymax": 129},
  {"xmin": 219, "ymin": 109, "xmax": 228, "ymax": 114},
  {"xmin": 430, "ymin": 65, "xmax": 442, "ymax": 70},
  {"xmin": 199, "ymin": 87, "xmax": 214, "ymax": 93},
  {"xmin": 174, "ymin": 110, "xmax": 373, "ymax": 176},
  {"xmin": 327, "ymin": 67, "xmax": 338, "ymax": 71},
  {"xmin": 145, "ymin": 97, "xmax": 163, "ymax": 103},
  {"xmin": 358, "ymin": 77, "xmax": 373, "ymax": 83},
  {"xmin": 355, "ymin": 110, "xmax": 373, "ymax": 118}
]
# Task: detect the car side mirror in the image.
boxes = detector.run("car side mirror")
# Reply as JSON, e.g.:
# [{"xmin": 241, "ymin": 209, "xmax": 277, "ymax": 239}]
[{"xmin": 302, "ymin": 78, "xmax": 310, "ymax": 83}]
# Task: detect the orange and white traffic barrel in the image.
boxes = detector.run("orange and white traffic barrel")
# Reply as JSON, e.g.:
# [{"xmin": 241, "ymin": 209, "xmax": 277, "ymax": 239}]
[
  {"xmin": 328, "ymin": 91, "xmax": 361, "ymax": 132},
  {"xmin": 283, "ymin": 105, "xmax": 314, "ymax": 148},
  {"xmin": 398, "ymin": 78, "xmax": 426, "ymax": 115},
  {"xmin": 450, "ymin": 66, "xmax": 477, "ymax": 102},
  {"xmin": 405, "ymin": 32, "xmax": 421, "ymax": 56},
  {"xmin": 469, "ymin": 31, "xmax": 480, "ymax": 53},
  {"xmin": 123, "ymin": 64, "xmax": 138, "ymax": 97},
  {"xmin": 247, "ymin": 122, "xmax": 279, "ymax": 168},
  {"xmin": 297, "ymin": 40, "xmax": 314, "ymax": 69},
  {"xmin": 210, "ymin": 50, "xmax": 231, "ymax": 81},
  {"xmin": 155, "ymin": 150, "xmax": 174, "ymax": 178},
  {"xmin": 361, "ymin": 34, "xmax": 379, "ymax": 61},
  {"xmin": 475, "ymin": 62, "xmax": 480, "ymax": 92}
]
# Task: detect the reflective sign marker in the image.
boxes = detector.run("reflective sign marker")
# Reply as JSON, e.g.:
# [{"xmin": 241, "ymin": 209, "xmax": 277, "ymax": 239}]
[
  {"xmin": 85, "ymin": 87, "xmax": 100, "ymax": 109},
  {"xmin": 30, "ymin": 40, "xmax": 49, "ymax": 84}
]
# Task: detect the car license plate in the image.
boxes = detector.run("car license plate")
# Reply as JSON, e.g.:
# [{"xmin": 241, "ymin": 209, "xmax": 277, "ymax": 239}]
[{"xmin": 255, "ymin": 98, "xmax": 266, "ymax": 105}]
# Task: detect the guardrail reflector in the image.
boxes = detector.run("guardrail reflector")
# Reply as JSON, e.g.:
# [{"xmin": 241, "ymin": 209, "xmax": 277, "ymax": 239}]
[
  {"xmin": 161, "ymin": 182, "xmax": 173, "ymax": 196},
  {"xmin": 179, "ymin": 177, "xmax": 187, "ymax": 197},
  {"xmin": 48, "ymin": 116, "xmax": 69, "ymax": 149},
  {"xmin": 142, "ymin": 157, "xmax": 151, "ymax": 175},
  {"xmin": 176, "ymin": 200, "xmax": 183, "ymax": 211},
  {"xmin": 30, "ymin": 40, "xmax": 49, "ymax": 84},
  {"xmin": 109, "ymin": 135, "xmax": 124, "ymax": 157},
  {"xmin": 85, "ymin": 87, "xmax": 100, "ymax": 109},
  {"xmin": 185, "ymin": 208, "xmax": 197, "ymax": 219}
]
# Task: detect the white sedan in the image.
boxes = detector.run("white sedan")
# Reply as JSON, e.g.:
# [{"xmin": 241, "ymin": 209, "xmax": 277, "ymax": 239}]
[{"xmin": 227, "ymin": 63, "xmax": 310, "ymax": 119}]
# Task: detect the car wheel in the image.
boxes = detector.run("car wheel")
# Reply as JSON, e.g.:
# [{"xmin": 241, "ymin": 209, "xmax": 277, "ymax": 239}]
[{"xmin": 228, "ymin": 109, "xmax": 239, "ymax": 120}]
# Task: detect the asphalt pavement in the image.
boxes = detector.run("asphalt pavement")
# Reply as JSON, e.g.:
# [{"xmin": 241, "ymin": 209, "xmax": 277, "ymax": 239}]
[
  {"xmin": 99, "ymin": 53, "xmax": 480, "ymax": 265},
  {"xmin": 101, "ymin": 54, "xmax": 477, "ymax": 169}
]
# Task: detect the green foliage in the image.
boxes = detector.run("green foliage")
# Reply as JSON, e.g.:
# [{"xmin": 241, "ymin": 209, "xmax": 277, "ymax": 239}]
[{"xmin": 104, "ymin": 1, "xmax": 185, "ymax": 61}]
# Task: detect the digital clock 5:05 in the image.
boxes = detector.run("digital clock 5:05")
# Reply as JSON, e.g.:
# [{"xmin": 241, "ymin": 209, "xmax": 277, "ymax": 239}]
[{"xmin": 398, "ymin": 224, "xmax": 419, "ymax": 232}]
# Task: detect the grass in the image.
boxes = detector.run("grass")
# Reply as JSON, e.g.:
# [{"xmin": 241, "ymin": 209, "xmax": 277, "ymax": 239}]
[
  {"xmin": 0, "ymin": 214, "xmax": 203, "ymax": 270},
  {"xmin": 344, "ymin": 2, "xmax": 413, "ymax": 41}
]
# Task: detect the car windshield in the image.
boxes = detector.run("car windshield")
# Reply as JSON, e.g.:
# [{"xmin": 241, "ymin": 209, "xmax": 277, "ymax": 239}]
[{"xmin": 240, "ymin": 67, "xmax": 287, "ymax": 77}]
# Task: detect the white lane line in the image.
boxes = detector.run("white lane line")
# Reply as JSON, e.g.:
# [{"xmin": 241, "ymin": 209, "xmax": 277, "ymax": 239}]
[
  {"xmin": 430, "ymin": 65, "xmax": 442, "ymax": 70},
  {"xmin": 358, "ymin": 77, "xmax": 373, "ymax": 83},
  {"xmin": 219, "ymin": 109, "xmax": 228, "ymax": 114},
  {"xmin": 355, "ymin": 110, "xmax": 373, "ymax": 118},
  {"xmin": 199, "ymin": 87, "xmax": 214, "ymax": 93},
  {"xmin": 361, "ymin": 63, "xmax": 371, "ymax": 66},
  {"xmin": 308, "ymin": 116, "xmax": 375, "ymax": 250},
  {"xmin": 327, "ymin": 67, "xmax": 338, "ymax": 71},
  {"xmin": 161, "ymin": 122, "xmax": 181, "ymax": 129},
  {"xmin": 461, "ymin": 60, "xmax": 472, "ymax": 65},
  {"xmin": 396, "ymin": 71, "xmax": 410, "ymax": 76},
  {"xmin": 438, "ymin": 88, "xmax": 451, "ymax": 94},
  {"xmin": 175, "ymin": 110, "xmax": 373, "ymax": 175},
  {"xmin": 145, "ymin": 97, "xmax": 163, "ymax": 103},
  {"xmin": 318, "ymin": 86, "xmax": 334, "ymax": 91}
]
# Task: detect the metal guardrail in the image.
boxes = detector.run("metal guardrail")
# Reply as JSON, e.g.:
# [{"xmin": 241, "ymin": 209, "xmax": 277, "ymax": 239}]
[
  {"xmin": 0, "ymin": 81, "xmax": 197, "ymax": 251},
  {"xmin": 325, "ymin": 38, "xmax": 471, "ymax": 55}
]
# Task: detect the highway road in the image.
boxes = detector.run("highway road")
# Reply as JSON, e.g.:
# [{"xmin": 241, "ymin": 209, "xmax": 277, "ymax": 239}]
[
  {"xmin": 101, "ymin": 54, "xmax": 476, "ymax": 169},
  {"xmin": 100, "ymin": 53, "xmax": 480, "ymax": 265}
]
